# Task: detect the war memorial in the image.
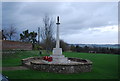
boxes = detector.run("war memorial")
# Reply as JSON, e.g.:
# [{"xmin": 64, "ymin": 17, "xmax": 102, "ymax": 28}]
[{"xmin": 22, "ymin": 16, "xmax": 92, "ymax": 73}]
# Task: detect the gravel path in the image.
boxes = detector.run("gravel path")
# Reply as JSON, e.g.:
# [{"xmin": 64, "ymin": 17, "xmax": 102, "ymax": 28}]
[{"xmin": 2, "ymin": 66, "xmax": 28, "ymax": 71}]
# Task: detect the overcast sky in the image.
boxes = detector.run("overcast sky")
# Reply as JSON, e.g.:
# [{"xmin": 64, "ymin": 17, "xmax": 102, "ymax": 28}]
[{"xmin": 2, "ymin": 2, "xmax": 118, "ymax": 44}]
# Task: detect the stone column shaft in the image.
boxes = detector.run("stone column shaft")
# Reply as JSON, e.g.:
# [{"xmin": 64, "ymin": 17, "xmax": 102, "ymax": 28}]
[{"xmin": 56, "ymin": 24, "xmax": 59, "ymax": 48}]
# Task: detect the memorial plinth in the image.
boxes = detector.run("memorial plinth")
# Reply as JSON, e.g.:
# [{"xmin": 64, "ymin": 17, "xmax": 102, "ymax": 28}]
[{"xmin": 50, "ymin": 48, "xmax": 69, "ymax": 64}]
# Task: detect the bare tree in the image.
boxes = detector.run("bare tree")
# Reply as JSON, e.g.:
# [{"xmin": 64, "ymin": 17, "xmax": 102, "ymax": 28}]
[
  {"xmin": 4, "ymin": 25, "xmax": 17, "ymax": 40},
  {"xmin": 41, "ymin": 15, "xmax": 55, "ymax": 53}
]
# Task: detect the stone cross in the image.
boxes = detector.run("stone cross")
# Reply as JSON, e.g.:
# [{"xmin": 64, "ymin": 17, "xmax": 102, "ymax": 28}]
[
  {"xmin": 51, "ymin": 16, "xmax": 69, "ymax": 64},
  {"xmin": 56, "ymin": 16, "xmax": 60, "ymax": 48}
]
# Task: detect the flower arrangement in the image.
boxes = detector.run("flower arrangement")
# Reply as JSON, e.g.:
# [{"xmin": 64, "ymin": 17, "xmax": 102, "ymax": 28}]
[{"xmin": 43, "ymin": 56, "xmax": 53, "ymax": 62}]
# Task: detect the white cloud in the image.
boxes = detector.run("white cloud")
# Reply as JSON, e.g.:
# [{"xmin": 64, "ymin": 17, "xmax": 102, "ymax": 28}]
[
  {"xmin": 88, "ymin": 25, "xmax": 118, "ymax": 32},
  {"xmin": 61, "ymin": 25, "xmax": 118, "ymax": 44}
]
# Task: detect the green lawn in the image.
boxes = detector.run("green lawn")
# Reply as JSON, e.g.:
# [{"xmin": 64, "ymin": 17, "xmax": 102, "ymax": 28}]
[
  {"xmin": 2, "ymin": 50, "xmax": 48, "ymax": 67},
  {"xmin": 2, "ymin": 51, "xmax": 119, "ymax": 79}
]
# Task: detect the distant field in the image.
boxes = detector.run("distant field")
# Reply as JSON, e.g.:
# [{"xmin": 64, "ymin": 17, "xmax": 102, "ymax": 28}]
[{"xmin": 2, "ymin": 50, "xmax": 119, "ymax": 79}]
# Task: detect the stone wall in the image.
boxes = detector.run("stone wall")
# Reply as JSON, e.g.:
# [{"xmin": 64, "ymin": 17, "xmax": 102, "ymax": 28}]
[
  {"xmin": 21, "ymin": 57, "xmax": 42, "ymax": 66},
  {"xmin": 2, "ymin": 40, "xmax": 32, "ymax": 50},
  {"xmin": 31, "ymin": 62, "xmax": 92, "ymax": 73},
  {"xmin": 22, "ymin": 57, "xmax": 92, "ymax": 74}
]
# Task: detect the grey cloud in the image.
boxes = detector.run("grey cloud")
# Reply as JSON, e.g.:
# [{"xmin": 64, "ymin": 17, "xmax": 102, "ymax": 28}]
[
  {"xmin": 2, "ymin": 2, "xmax": 118, "ymax": 44},
  {"xmin": 55, "ymin": 2, "xmax": 117, "ymax": 35}
]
